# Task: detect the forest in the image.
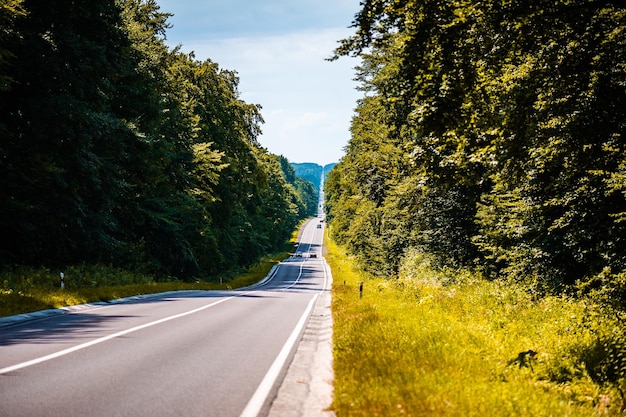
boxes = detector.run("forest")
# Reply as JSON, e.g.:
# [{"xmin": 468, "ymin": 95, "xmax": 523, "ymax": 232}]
[
  {"xmin": 325, "ymin": 0, "xmax": 626, "ymax": 308},
  {"xmin": 292, "ymin": 162, "xmax": 337, "ymax": 193},
  {"xmin": 0, "ymin": 0, "xmax": 318, "ymax": 280}
]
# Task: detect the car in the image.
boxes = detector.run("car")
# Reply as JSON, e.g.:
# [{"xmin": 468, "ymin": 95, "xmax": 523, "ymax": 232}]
[
  {"xmin": 309, "ymin": 253, "xmax": 317, "ymax": 258},
  {"xmin": 316, "ymin": 224, "xmax": 322, "ymax": 229}
]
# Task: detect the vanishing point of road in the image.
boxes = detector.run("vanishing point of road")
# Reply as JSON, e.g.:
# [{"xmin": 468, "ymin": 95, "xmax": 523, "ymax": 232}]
[{"xmin": 0, "ymin": 218, "xmax": 333, "ymax": 417}]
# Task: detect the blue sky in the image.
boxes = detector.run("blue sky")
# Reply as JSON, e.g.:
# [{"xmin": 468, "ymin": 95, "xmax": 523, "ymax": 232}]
[{"xmin": 157, "ymin": 0, "xmax": 362, "ymax": 165}]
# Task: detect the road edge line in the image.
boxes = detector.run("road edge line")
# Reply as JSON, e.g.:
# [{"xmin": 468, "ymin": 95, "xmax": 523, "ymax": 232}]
[
  {"xmin": 239, "ymin": 294, "xmax": 319, "ymax": 417},
  {"xmin": 0, "ymin": 296, "xmax": 234, "ymax": 375}
]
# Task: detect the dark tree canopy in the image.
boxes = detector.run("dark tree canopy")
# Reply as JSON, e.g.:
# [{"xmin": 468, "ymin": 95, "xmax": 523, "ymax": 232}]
[
  {"xmin": 326, "ymin": 0, "xmax": 626, "ymax": 299},
  {"xmin": 0, "ymin": 0, "xmax": 317, "ymax": 279}
]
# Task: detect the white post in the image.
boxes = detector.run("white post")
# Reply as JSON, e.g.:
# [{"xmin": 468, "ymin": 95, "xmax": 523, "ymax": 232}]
[{"xmin": 60, "ymin": 272, "xmax": 65, "ymax": 290}]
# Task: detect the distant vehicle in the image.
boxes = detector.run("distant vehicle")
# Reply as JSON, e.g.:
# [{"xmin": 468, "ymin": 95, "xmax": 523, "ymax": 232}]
[
  {"xmin": 309, "ymin": 253, "xmax": 317, "ymax": 258},
  {"xmin": 316, "ymin": 224, "xmax": 322, "ymax": 229}
]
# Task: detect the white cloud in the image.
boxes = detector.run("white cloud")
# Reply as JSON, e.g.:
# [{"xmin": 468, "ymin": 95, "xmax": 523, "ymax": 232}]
[
  {"xmin": 157, "ymin": 0, "xmax": 362, "ymax": 165},
  {"xmin": 175, "ymin": 28, "xmax": 361, "ymax": 165}
]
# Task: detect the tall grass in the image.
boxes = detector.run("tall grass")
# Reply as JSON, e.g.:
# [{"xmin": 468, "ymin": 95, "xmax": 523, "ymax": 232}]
[{"xmin": 326, "ymin": 238, "xmax": 625, "ymax": 416}]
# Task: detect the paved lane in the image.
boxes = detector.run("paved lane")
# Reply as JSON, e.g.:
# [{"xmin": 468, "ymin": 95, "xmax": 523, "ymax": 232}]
[{"xmin": 0, "ymin": 218, "xmax": 328, "ymax": 417}]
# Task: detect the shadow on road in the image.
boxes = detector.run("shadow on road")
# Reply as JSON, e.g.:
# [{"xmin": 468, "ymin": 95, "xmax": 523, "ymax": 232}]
[{"xmin": 0, "ymin": 312, "xmax": 136, "ymax": 346}]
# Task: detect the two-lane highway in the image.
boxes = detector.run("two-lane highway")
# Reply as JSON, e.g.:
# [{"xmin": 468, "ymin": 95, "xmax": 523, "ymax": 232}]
[{"xmin": 0, "ymin": 218, "xmax": 329, "ymax": 417}]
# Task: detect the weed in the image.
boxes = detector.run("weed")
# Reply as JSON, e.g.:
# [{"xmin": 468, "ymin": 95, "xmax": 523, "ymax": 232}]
[{"xmin": 327, "ymin": 237, "xmax": 624, "ymax": 416}]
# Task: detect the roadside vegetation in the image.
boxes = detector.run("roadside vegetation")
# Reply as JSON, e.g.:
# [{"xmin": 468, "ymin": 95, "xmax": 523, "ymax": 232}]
[
  {"xmin": 0, "ymin": 1, "xmax": 318, "ymax": 282},
  {"xmin": 0, "ymin": 242, "xmax": 294, "ymax": 318},
  {"xmin": 325, "ymin": 2, "xmax": 626, "ymax": 415},
  {"xmin": 326, "ymin": 237, "xmax": 625, "ymax": 416}
]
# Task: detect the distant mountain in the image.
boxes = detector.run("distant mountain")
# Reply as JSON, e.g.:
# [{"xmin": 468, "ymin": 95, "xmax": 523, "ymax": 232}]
[
  {"xmin": 292, "ymin": 163, "xmax": 322, "ymax": 190},
  {"xmin": 323, "ymin": 163, "xmax": 337, "ymax": 180},
  {"xmin": 291, "ymin": 162, "xmax": 337, "ymax": 192}
]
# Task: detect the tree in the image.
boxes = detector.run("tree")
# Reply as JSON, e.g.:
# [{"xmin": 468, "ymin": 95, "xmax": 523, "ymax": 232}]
[
  {"xmin": 0, "ymin": 0, "xmax": 25, "ymax": 91},
  {"xmin": 473, "ymin": 1, "xmax": 626, "ymax": 287},
  {"xmin": 329, "ymin": 0, "xmax": 626, "ymax": 294},
  {"xmin": 0, "ymin": 0, "xmax": 328, "ymax": 280},
  {"xmin": 0, "ymin": 0, "xmax": 145, "ymax": 265}
]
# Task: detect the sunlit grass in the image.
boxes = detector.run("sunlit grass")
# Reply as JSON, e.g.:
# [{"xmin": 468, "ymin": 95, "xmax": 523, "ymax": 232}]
[{"xmin": 326, "ymin": 237, "xmax": 622, "ymax": 416}]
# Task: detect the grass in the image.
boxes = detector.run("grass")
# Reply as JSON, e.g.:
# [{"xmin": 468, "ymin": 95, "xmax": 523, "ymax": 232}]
[
  {"xmin": 0, "ymin": 245, "xmax": 293, "ymax": 318},
  {"xmin": 325, "ymin": 237, "xmax": 625, "ymax": 416}
]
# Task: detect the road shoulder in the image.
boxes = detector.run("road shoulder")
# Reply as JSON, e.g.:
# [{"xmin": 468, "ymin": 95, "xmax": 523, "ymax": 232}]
[{"xmin": 267, "ymin": 260, "xmax": 335, "ymax": 417}]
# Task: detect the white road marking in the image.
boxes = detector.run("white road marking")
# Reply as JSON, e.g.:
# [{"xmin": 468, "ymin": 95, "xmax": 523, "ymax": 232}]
[
  {"xmin": 278, "ymin": 261, "xmax": 306, "ymax": 290},
  {"xmin": 239, "ymin": 294, "xmax": 318, "ymax": 417},
  {"xmin": 240, "ymin": 239, "xmax": 332, "ymax": 417},
  {"xmin": 0, "ymin": 296, "xmax": 235, "ymax": 375}
]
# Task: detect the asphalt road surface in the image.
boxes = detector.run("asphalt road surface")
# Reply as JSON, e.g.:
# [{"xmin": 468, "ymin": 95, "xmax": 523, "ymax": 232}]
[{"xmin": 0, "ymin": 217, "xmax": 329, "ymax": 417}]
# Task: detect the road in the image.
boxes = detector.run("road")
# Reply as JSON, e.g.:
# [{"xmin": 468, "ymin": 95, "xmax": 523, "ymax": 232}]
[{"xmin": 0, "ymin": 217, "xmax": 329, "ymax": 417}]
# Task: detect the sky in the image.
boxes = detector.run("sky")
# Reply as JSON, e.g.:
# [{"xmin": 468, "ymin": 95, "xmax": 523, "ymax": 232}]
[{"xmin": 156, "ymin": 0, "xmax": 363, "ymax": 166}]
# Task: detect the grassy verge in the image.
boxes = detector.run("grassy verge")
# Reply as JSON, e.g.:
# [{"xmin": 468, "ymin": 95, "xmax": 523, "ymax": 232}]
[
  {"xmin": 325, "ymin": 237, "xmax": 624, "ymax": 416},
  {"xmin": 0, "ymin": 246, "xmax": 293, "ymax": 318}
]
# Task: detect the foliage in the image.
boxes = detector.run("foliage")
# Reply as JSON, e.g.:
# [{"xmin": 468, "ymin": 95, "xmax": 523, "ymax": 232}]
[
  {"xmin": 0, "ymin": 0, "xmax": 312, "ymax": 279},
  {"xmin": 279, "ymin": 157, "xmax": 318, "ymax": 217},
  {"xmin": 291, "ymin": 162, "xmax": 335, "ymax": 216},
  {"xmin": 326, "ymin": 0, "xmax": 626, "ymax": 300},
  {"xmin": 0, "ymin": 0, "xmax": 25, "ymax": 91},
  {"xmin": 293, "ymin": 177, "xmax": 319, "ymax": 217},
  {"xmin": 327, "ymin": 238, "xmax": 625, "ymax": 416}
]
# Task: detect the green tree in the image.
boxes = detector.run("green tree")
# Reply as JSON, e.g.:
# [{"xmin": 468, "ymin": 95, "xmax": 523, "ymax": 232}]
[
  {"xmin": 0, "ymin": 0, "xmax": 25, "ymax": 91},
  {"xmin": 473, "ymin": 1, "xmax": 626, "ymax": 287},
  {"xmin": 255, "ymin": 152, "xmax": 305, "ymax": 250},
  {"xmin": 294, "ymin": 177, "xmax": 319, "ymax": 217},
  {"xmin": 330, "ymin": 0, "xmax": 626, "ymax": 294},
  {"xmin": 0, "ymin": 0, "xmax": 145, "ymax": 265},
  {"xmin": 325, "ymin": 93, "xmax": 409, "ymax": 275},
  {"xmin": 276, "ymin": 157, "xmax": 317, "ymax": 217},
  {"xmin": 0, "ymin": 0, "xmax": 333, "ymax": 281}
]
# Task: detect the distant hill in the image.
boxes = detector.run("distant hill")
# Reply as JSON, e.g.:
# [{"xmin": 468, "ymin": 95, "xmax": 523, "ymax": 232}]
[
  {"xmin": 292, "ymin": 163, "xmax": 322, "ymax": 191},
  {"xmin": 292, "ymin": 163, "xmax": 337, "ymax": 192},
  {"xmin": 323, "ymin": 163, "xmax": 337, "ymax": 181}
]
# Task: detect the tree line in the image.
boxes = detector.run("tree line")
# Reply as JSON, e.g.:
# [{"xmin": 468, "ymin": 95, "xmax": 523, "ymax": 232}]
[
  {"xmin": 326, "ymin": 0, "xmax": 626, "ymax": 306},
  {"xmin": 0, "ymin": 0, "xmax": 318, "ymax": 279}
]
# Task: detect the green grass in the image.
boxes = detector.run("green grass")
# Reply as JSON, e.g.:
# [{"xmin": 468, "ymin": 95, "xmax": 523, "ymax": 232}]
[
  {"xmin": 0, "ymin": 246, "xmax": 293, "ymax": 318},
  {"xmin": 326, "ymin": 238, "xmax": 625, "ymax": 416}
]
